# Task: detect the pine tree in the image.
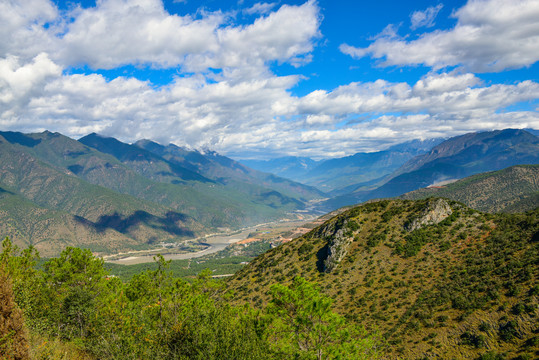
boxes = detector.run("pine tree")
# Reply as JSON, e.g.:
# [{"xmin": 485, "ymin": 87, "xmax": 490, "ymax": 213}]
[{"xmin": 0, "ymin": 266, "xmax": 29, "ymax": 360}]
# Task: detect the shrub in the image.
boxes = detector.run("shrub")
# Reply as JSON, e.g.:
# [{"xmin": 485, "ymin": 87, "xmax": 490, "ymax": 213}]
[
  {"xmin": 476, "ymin": 351, "xmax": 506, "ymax": 360},
  {"xmin": 498, "ymin": 321, "xmax": 518, "ymax": 342}
]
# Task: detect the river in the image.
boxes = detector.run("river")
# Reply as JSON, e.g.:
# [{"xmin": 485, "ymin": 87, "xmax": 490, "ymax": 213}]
[{"xmin": 106, "ymin": 227, "xmax": 260, "ymax": 265}]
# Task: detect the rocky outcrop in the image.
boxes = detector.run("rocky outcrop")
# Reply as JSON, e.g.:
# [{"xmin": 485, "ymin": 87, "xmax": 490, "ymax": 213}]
[
  {"xmin": 406, "ymin": 198, "xmax": 453, "ymax": 231},
  {"xmin": 323, "ymin": 219, "xmax": 353, "ymax": 273}
]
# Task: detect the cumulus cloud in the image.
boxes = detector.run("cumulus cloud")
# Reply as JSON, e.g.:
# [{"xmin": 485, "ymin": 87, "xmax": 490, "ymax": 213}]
[
  {"xmin": 2, "ymin": 61, "xmax": 537, "ymax": 159},
  {"xmin": 183, "ymin": 0, "xmax": 320, "ymax": 74},
  {"xmin": 0, "ymin": 53, "xmax": 61, "ymax": 105},
  {"xmin": 59, "ymin": 0, "xmax": 224, "ymax": 69},
  {"xmin": 410, "ymin": 4, "xmax": 443, "ymax": 30},
  {"xmin": 342, "ymin": 0, "xmax": 539, "ymax": 72},
  {"xmin": 55, "ymin": 0, "xmax": 320, "ymax": 73},
  {"xmin": 0, "ymin": 0, "xmax": 320, "ymax": 75},
  {"xmin": 0, "ymin": 0, "xmax": 58, "ymax": 60},
  {"xmin": 412, "ymin": 72, "xmax": 481, "ymax": 94},
  {"xmin": 293, "ymin": 73, "xmax": 539, "ymax": 118},
  {"xmin": 0, "ymin": 0, "xmax": 537, "ymax": 159}
]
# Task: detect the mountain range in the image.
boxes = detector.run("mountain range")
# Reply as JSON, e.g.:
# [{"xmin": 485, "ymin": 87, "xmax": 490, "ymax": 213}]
[
  {"xmin": 241, "ymin": 138, "xmax": 443, "ymax": 194},
  {"xmin": 1, "ymin": 128, "xmax": 538, "ymax": 256},
  {"xmin": 0, "ymin": 131, "xmax": 322, "ymax": 256},
  {"xmin": 324, "ymin": 129, "xmax": 539, "ymax": 209}
]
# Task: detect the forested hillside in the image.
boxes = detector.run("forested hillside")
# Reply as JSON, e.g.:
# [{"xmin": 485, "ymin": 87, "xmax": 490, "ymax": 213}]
[
  {"xmin": 1, "ymin": 198, "xmax": 537, "ymax": 359},
  {"xmin": 228, "ymin": 199, "xmax": 539, "ymax": 359}
]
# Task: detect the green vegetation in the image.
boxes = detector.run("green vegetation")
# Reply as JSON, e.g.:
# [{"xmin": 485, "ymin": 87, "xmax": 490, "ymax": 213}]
[
  {"xmin": 228, "ymin": 198, "xmax": 539, "ymax": 359},
  {"xmin": 2, "ymin": 192, "xmax": 538, "ymax": 359},
  {"xmin": 0, "ymin": 264, "xmax": 29, "ymax": 359},
  {"xmin": 327, "ymin": 129, "xmax": 539, "ymax": 209},
  {"xmin": 1, "ymin": 237, "xmax": 380, "ymax": 359},
  {"xmin": 267, "ymin": 277, "xmax": 382, "ymax": 359},
  {"xmin": 105, "ymin": 255, "xmax": 253, "ymax": 282}
]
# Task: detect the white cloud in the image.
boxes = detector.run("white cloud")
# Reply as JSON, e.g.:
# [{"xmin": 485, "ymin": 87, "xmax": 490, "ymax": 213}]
[
  {"xmin": 296, "ymin": 73, "xmax": 539, "ymax": 116},
  {"xmin": 183, "ymin": 0, "xmax": 321, "ymax": 74},
  {"xmin": 342, "ymin": 0, "xmax": 539, "ymax": 72},
  {"xmin": 0, "ymin": 0, "xmax": 58, "ymax": 60},
  {"xmin": 52, "ymin": 0, "xmax": 320, "ymax": 74},
  {"xmin": 0, "ymin": 0, "xmax": 537, "ymax": 159},
  {"xmin": 0, "ymin": 0, "xmax": 320, "ymax": 74},
  {"xmin": 410, "ymin": 4, "xmax": 443, "ymax": 30},
  {"xmin": 0, "ymin": 53, "xmax": 61, "ymax": 104},
  {"xmin": 59, "ymin": 0, "xmax": 224, "ymax": 69},
  {"xmin": 305, "ymin": 114, "xmax": 334, "ymax": 126},
  {"xmin": 2, "ymin": 63, "xmax": 537, "ymax": 159},
  {"xmin": 413, "ymin": 72, "xmax": 481, "ymax": 95},
  {"xmin": 243, "ymin": 2, "xmax": 278, "ymax": 15}
]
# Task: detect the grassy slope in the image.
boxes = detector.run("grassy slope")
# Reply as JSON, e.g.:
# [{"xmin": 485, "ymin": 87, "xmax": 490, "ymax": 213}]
[
  {"xmin": 227, "ymin": 199, "xmax": 539, "ymax": 359},
  {"xmin": 0, "ymin": 135, "xmax": 206, "ymax": 255},
  {"xmin": 0, "ymin": 191, "xmax": 138, "ymax": 257},
  {"xmin": 401, "ymin": 165, "xmax": 539, "ymax": 213}
]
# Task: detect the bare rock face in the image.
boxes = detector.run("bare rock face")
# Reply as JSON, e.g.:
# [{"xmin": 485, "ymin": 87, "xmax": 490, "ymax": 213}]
[
  {"xmin": 406, "ymin": 198, "xmax": 453, "ymax": 231},
  {"xmin": 323, "ymin": 219, "xmax": 352, "ymax": 273}
]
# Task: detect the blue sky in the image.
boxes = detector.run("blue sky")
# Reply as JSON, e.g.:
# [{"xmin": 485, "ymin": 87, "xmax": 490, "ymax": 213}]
[{"xmin": 1, "ymin": 0, "xmax": 538, "ymax": 159}]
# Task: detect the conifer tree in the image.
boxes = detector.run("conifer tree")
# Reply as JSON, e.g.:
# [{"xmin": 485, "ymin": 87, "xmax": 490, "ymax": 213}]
[{"xmin": 0, "ymin": 266, "xmax": 29, "ymax": 360}]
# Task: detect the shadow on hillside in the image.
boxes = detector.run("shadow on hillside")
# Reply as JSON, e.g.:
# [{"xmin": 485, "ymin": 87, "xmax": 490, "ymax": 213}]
[
  {"xmin": 0, "ymin": 187, "xmax": 14, "ymax": 195},
  {"xmin": 74, "ymin": 210, "xmax": 194, "ymax": 240},
  {"xmin": 0, "ymin": 131, "xmax": 41, "ymax": 147},
  {"xmin": 256, "ymin": 191, "xmax": 304, "ymax": 209},
  {"xmin": 316, "ymin": 244, "xmax": 329, "ymax": 273}
]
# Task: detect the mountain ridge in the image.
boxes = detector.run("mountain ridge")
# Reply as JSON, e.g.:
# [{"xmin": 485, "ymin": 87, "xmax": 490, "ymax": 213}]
[
  {"xmin": 400, "ymin": 164, "xmax": 539, "ymax": 213},
  {"xmin": 324, "ymin": 129, "xmax": 539, "ymax": 209},
  {"xmin": 0, "ymin": 131, "xmax": 323, "ymax": 256},
  {"xmin": 227, "ymin": 198, "xmax": 539, "ymax": 359}
]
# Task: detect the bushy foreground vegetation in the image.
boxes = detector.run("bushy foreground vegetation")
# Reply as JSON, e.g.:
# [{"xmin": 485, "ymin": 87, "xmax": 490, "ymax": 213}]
[{"xmin": 0, "ymin": 237, "xmax": 381, "ymax": 359}]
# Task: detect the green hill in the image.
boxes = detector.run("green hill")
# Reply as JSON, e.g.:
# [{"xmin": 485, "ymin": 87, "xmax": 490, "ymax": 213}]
[
  {"xmin": 227, "ymin": 198, "xmax": 539, "ymax": 359},
  {"xmin": 134, "ymin": 139, "xmax": 325, "ymax": 202},
  {"xmin": 401, "ymin": 165, "xmax": 539, "ymax": 213},
  {"xmin": 77, "ymin": 133, "xmax": 319, "ymax": 224}
]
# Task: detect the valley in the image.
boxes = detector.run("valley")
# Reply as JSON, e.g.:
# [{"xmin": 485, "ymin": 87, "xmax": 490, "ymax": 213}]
[
  {"xmin": 3, "ymin": 1, "xmax": 539, "ymax": 358},
  {"xmin": 1, "ymin": 128, "xmax": 538, "ymax": 359},
  {"xmin": 105, "ymin": 217, "xmax": 318, "ymax": 264}
]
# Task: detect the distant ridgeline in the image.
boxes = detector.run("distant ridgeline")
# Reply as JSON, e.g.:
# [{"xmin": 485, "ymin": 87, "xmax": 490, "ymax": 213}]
[
  {"xmin": 321, "ymin": 129, "xmax": 539, "ymax": 210},
  {"xmin": 401, "ymin": 164, "xmax": 539, "ymax": 213},
  {"xmin": 0, "ymin": 128, "xmax": 537, "ymax": 257},
  {"xmin": 0, "ymin": 130, "xmax": 323, "ymax": 257}
]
